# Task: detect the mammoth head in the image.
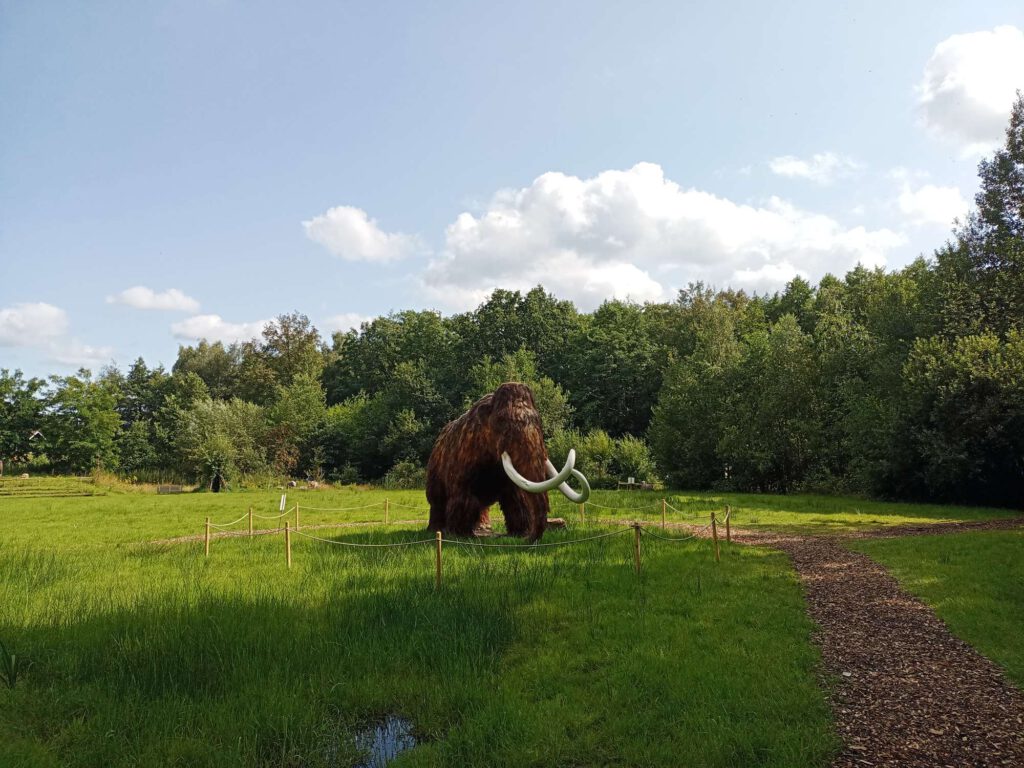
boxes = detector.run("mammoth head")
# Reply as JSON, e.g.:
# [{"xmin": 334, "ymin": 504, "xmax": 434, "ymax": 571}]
[{"xmin": 491, "ymin": 383, "xmax": 591, "ymax": 504}]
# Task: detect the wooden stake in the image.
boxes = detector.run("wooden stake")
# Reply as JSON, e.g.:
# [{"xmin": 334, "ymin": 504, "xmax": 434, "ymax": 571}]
[
  {"xmin": 285, "ymin": 522, "xmax": 292, "ymax": 569},
  {"xmin": 725, "ymin": 505, "xmax": 731, "ymax": 543},
  {"xmin": 661, "ymin": 498, "xmax": 667, "ymax": 529},
  {"xmin": 384, "ymin": 498, "xmax": 390, "ymax": 525},
  {"xmin": 434, "ymin": 530, "xmax": 443, "ymax": 589},
  {"xmin": 205, "ymin": 517, "xmax": 211, "ymax": 557},
  {"xmin": 295, "ymin": 504, "xmax": 300, "ymax": 531},
  {"xmin": 711, "ymin": 512, "xmax": 720, "ymax": 562},
  {"xmin": 248, "ymin": 506, "xmax": 253, "ymax": 537},
  {"xmin": 579, "ymin": 502, "xmax": 585, "ymax": 525},
  {"xmin": 633, "ymin": 523, "xmax": 642, "ymax": 575}
]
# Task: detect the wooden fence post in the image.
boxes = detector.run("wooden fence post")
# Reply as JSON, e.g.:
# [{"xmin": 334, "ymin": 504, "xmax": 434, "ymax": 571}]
[
  {"xmin": 285, "ymin": 522, "xmax": 292, "ymax": 569},
  {"xmin": 385, "ymin": 498, "xmax": 390, "ymax": 525},
  {"xmin": 434, "ymin": 531, "xmax": 443, "ymax": 589},
  {"xmin": 205, "ymin": 517, "xmax": 211, "ymax": 557},
  {"xmin": 633, "ymin": 523, "xmax": 642, "ymax": 575},
  {"xmin": 725, "ymin": 505, "xmax": 731, "ymax": 543},
  {"xmin": 711, "ymin": 512, "xmax": 720, "ymax": 562},
  {"xmin": 248, "ymin": 506, "xmax": 253, "ymax": 537},
  {"xmin": 295, "ymin": 504, "xmax": 300, "ymax": 531},
  {"xmin": 579, "ymin": 502, "xmax": 585, "ymax": 525},
  {"xmin": 661, "ymin": 498, "xmax": 667, "ymax": 529}
]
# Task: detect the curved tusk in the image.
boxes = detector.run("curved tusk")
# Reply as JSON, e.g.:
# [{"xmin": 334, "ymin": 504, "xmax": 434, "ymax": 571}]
[
  {"xmin": 502, "ymin": 449, "xmax": 576, "ymax": 494},
  {"xmin": 546, "ymin": 459, "xmax": 592, "ymax": 503}
]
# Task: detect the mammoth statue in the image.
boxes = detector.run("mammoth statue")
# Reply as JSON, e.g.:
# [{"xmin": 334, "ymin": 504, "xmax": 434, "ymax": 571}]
[{"xmin": 426, "ymin": 382, "xmax": 591, "ymax": 541}]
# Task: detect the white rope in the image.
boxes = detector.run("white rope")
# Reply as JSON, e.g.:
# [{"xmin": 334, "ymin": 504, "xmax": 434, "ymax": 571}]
[
  {"xmin": 639, "ymin": 524, "xmax": 710, "ymax": 542},
  {"xmin": 663, "ymin": 501, "xmax": 710, "ymax": 516},
  {"xmin": 441, "ymin": 527, "xmax": 634, "ymax": 549},
  {"xmin": 208, "ymin": 513, "xmax": 249, "ymax": 528},
  {"xmin": 291, "ymin": 529, "xmax": 435, "ymax": 548},
  {"xmin": 581, "ymin": 501, "xmax": 662, "ymax": 511},
  {"xmin": 387, "ymin": 501, "xmax": 429, "ymax": 510},
  {"xmin": 252, "ymin": 508, "xmax": 293, "ymax": 520},
  {"xmin": 294, "ymin": 502, "xmax": 385, "ymax": 512}
]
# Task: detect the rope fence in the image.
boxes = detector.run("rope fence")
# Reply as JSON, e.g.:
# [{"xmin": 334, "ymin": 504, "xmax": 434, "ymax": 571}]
[{"xmin": 201, "ymin": 496, "xmax": 738, "ymax": 585}]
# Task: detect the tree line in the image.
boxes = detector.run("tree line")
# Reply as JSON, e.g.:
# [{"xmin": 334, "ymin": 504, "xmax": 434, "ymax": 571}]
[{"xmin": 3, "ymin": 96, "xmax": 1022, "ymax": 505}]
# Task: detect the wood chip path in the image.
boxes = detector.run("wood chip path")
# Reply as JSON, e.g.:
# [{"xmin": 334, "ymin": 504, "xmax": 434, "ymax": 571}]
[{"xmin": 736, "ymin": 519, "xmax": 1024, "ymax": 767}]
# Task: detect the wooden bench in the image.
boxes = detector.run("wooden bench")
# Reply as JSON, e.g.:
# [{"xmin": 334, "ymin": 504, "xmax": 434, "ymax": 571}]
[{"xmin": 157, "ymin": 484, "xmax": 183, "ymax": 495}]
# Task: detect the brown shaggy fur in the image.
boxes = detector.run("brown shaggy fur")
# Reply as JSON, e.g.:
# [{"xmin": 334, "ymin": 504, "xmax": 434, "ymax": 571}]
[{"xmin": 426, "ymin": 383, "xmax": 551, "ymax": 541}]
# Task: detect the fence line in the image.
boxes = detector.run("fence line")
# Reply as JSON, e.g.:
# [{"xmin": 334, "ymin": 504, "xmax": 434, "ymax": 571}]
[
  {"xmin": 207, "ymin": 496, "xmax": 728, "ymax": 529},
  {"xmin": 640, "ymin": 524, "xmax": 711, "ymax": 542},
  {"xmin": 201, "ymin": 501, "xmax": 732, "ymax": 585},
  {"xmin": 441, "ymin": 526, "xmax": 634, "ymax": 548},
  {"xmin": 251, "ymin": 508, "xmax": 293, "ymax": 520},
  {"xmin": 208, "ymin": 512, "xmax": 251, "ymax": 529},
  {"xmin": 292, "ymin": 529, "xmax": 437, "ymax": 548},
  {"xmin": 295, "ymin": 502, "xmax": 386, "ymax": 512}
]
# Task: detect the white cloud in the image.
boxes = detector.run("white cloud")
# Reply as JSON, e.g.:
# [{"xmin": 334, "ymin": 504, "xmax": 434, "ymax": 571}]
[
  {"xmin": 303, "ymin": 205, "xmax": 421, "ymax": 262},
  {"xmin": 422, "ymin": 163, "xmax": 906, "ymax": 308},
  {"xmin": 107, "ymin": 286, "xmax": 200, "ymax": 312},
  {"xmin": 171, "ymin": 314, "xmax": 270, "ymax": 344},
  {"xmin": 768, "ymin": 152, "xmax": 861, "ymax": 184},
  {"xmin": 897, "ymin": 182, "xmax": 969, "ymax": 227},
  {"xmin": 0, "ymin": 302, "xmax": 112, "ymax": 367},
  {"xmin": 916, "ymin": 25, "xmax": 1024, "ymax": 156},
  {"xmin": 48, "ymin": 340, "xmax": 115, "ymax": 367},
  {"xmin": 320, "ymin": 312, "xmax": 371, "ymax": 334},
  {"xmin": 0, "ymin": 302, "xmax": 69, "ymax": 347}
]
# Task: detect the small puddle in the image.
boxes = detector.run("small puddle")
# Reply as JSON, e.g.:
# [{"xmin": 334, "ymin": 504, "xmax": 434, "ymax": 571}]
[{"xmin": 354, "ymin": 715, "xmax": 417, "ymax": 767}]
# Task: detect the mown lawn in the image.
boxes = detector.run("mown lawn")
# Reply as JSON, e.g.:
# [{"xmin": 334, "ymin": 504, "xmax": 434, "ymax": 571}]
[
  {"xmin": 0, "ymin": 485, "xmax": 837, "ymax": 767},
  {"xmin": 551, "ymin": 489, "xmax": 1017, "ymax": 534},
  {"xmin": 849, "ymin": 530, "xmax": 1024, "ymax": 688}
]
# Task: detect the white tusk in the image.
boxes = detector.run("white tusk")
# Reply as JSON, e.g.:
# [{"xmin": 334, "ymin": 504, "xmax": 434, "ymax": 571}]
[
  {"xmin": 502, "ymin": 449, "xmax": 576, "ymax": 494},
  {"xmin": 545, "ymin": 459, "xmax": 592, "ymax": 503}
]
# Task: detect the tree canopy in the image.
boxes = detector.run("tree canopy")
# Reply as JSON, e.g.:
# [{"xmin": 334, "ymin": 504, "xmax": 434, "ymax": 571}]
[{"xmin": 6, "ymin": 95, "xmax": 1024, "ymax": 507}]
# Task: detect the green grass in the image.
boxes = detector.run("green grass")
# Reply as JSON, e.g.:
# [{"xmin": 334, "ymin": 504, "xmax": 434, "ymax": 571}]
[
  {"xmin": 849, "ymin": 530, "xmax": 1024, "ymax": 688},
  {"xmin": 551, "ymin": 489, "xmax": 1018, "ymax": 534},
  {"xmin": 0, "ymin": 476, "xmax": 103, "ymax": 498},
  {"xmin": 0, "ymin": 485, "xmax": 839, "ymax": 767}
]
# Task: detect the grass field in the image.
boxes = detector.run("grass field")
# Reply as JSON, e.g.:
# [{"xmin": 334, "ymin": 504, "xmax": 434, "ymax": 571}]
[
  {"xmin": 563, "ymin": 489, "xmax": 1016, "ymax": 534},
  {"xmin": 849, "ymin": 530, "xmax": 1024, "ymax": 688},
  {"xmin": 0, "ymin": 484, "xmax": 844, "ymax": 767},
  {"xmin": 1, "ymin": 482, "xmax": 1018, "ymax": 766}
]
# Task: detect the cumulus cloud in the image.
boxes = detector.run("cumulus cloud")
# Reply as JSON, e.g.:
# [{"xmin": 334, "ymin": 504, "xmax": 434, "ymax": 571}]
[
  {"xmin": 897, "ymin": 182, "xmax": 969, "ymax": 227},
  {"xmin": 171, "ymin": 314, "xmax": 270, "ymax": 344},
  {"xmin": 0, "ymin": 302, "xmax": 69, "ymax": 347},
  {"xmin": 916, "ymin": 25, "xmax": 1024, "ymax": 156},
  {"xmin": 768, "ymin": 152, "xmax": 861, "ymax": 184},
  {"xmin": 303, "ymin": 205, "xmax": 421, "ymax": 262},
  {"xmin": 320, "ymin": 312, "xmax": 371, "ymax": 334},
  {"xmin": 422, "ymin": 163, "xmax": 906, "ymax": 309},
  {"xmin": 0, "ymin": 302, "xmax": 112, "ymax": 366},
  {"xmin": 107, "ymin": 286, "xmax": 200, "ymax": 312}
]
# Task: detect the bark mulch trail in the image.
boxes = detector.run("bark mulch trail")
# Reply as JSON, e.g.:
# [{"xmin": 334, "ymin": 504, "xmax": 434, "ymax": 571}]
[{"xmin": 739, "ymin": 523, "xmax": 1024, "ymax": 767}]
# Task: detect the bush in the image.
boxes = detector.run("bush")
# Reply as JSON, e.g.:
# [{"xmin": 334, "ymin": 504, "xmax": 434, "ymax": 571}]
[{"xmin": 381, "ymin": 460, "xmax": 427, "ymax": 490}]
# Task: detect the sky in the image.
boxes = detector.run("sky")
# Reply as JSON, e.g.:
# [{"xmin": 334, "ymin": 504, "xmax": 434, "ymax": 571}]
[{"xmin": 2, "ymin": 1, "xmax": 1023, "ymax": 377}]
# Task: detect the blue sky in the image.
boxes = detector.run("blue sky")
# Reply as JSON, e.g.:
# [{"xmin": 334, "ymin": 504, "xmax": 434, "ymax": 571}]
[{"xmin": 2, "ymin": 1, "xmax": 1023, "ymax": 377}]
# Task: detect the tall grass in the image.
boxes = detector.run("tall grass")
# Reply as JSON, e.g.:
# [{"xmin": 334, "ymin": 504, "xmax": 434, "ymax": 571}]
[{"xmin": 0, "ymin": 489, "xmax": 839, "ymax": 767}]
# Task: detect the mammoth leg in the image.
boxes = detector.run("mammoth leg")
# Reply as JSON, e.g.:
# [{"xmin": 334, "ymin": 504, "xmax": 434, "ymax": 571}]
[
  {"xmin": 427, "ymin": 499, "xmax": 446, "ymax": 532},
  {"xmin": 445, "ymin": 494, "xmax": 489, "ymax": 537},
  {"xmin": 498, "ymin": 486, "xmax": 545, "ymax": 539},
  {"xmin": 426, "ymin": 479, "xmax": 447, "ymax": 532}
]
